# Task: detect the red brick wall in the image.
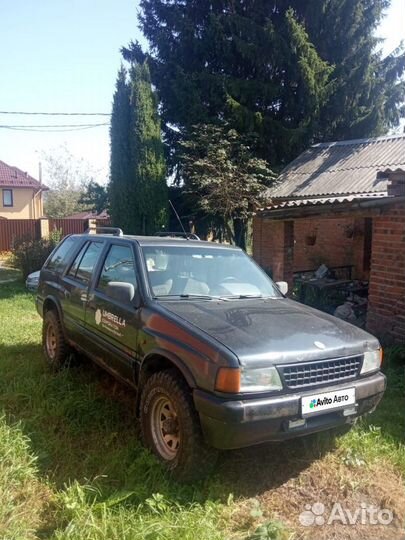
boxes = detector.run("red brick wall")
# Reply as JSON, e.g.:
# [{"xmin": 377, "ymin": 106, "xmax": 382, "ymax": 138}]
[
  {"xmin": 366, "ymin": 202, "xmax": 405, "ymax": 343},
  {"xmin": 253, "ymin": 203, "xmax": 405, "ymax": 344},
  {"xmin": 252, "ymin": 217, "xmax": 294, "ymax": 283},
  {"xmin": 253, "ymin": 215, "xmax": 363, "ymax": 276},
  {"xmin": 293, "ymin": 217, "xmax": 356, "ymax": 272}
]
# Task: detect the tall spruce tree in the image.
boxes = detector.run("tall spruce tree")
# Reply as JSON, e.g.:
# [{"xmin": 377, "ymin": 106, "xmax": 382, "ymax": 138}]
[
  {"xmin": 125, "ymin": 0, "xmax": 404, "ymax": 170},
  {"xmin": 291, "ymin": 0, "xmax": 405, "ymax": 140},
  {"xmin": 110, "ymin": 63, "xmax": 167, "ymax": 234}
]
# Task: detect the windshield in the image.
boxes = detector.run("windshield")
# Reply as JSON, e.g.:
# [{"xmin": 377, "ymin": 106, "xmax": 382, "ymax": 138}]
[{"xmin": 141, "ymin": 245, "xmax": 282, "ymax": 299}]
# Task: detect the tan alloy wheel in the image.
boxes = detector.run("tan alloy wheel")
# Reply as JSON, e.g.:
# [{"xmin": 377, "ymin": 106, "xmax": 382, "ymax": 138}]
[
  {"xmin": 46, "ymin": 324, "xmax": 57, "ymax": 360},
  {"xmin": 150, "ymin": 396, "xmax": 180, "ymax": 460}
]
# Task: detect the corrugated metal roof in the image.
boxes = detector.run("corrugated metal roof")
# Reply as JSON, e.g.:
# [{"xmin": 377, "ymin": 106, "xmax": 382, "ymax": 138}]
[
  {"xmin": 268, "ymin": 135, "xmax": 405, "ymax": 199},
  {"xmin": 0, "ymin": 159, "xmax": 47, "ymax": 190},
  {"xmin": 261, "ymin": 192, "xmax": 388, "ymax": 211}
]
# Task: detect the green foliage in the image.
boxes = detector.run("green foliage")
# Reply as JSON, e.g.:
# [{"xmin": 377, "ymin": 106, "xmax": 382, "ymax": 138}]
[
  {"xmin": 80, "ymin": 180, "xmax": 109, "ymax": 214},
  {"xmin": 45, "ymin": 188, "xmax": 86, "ymax": 220},
  {"xmin": 248, "ymin": 520, "xmax": 291, "ymax": 540},
  {"xmin": 179, "ymin": 124, "xmax": 275, "ymax": 246},
  {"xmin": 109, "ymin": 66, "xmax": 133, "ymax": 231},
  {"xmin": 43, "ymin": 145, "xmax": 98, "ymax": 218},
  {"xmin": 129, "ymin": 61, "xmax": 168, "ymax": 234},
  {"xmin": 12, "ymin": 231, "xmax": 62, "ymax": 279},
  {"xmin": 109, "ymin": 63, "xmax": 168, "ymax": 235},
  {"xmin": 298, "ymin": 0, "xmax": 405, "ymax": 140},
  {"xmin": 131, "ymin": 0, "xmax": 404, "ymax": 171}
]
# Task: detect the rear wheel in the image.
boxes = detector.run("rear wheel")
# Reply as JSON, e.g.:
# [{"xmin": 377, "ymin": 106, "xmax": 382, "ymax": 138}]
[
  {"xmin": 140, "ymin": 369, "xmax": 217, "ymax": 482},
  {"xmin": 42, "ymin": 310, "xmax": 69, "ymax": 370}
]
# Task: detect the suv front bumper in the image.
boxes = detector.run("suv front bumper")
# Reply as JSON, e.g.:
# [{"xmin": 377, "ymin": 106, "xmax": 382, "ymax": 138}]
[{"xmin": 193, "ymin": 372, "xmax": 386, "ymax": 450}]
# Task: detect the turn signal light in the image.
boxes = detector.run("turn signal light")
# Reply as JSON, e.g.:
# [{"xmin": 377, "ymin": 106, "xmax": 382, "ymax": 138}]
[{"xmin": 215, "ymin": 367, "xmax": 241, "ymax": 393}]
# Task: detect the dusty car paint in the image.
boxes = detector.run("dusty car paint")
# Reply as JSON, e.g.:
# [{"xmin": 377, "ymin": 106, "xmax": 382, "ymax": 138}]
[
  {"xmin": 36, "ymin": 233, "xmax": 386, "ymax": 450},
  {"xmin": 160, "ymin": 297, "xmax": 380, "ymax": 367}
]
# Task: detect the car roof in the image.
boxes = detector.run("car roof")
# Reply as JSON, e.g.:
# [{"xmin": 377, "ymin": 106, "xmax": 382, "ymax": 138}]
[{"xmin": 69, "ymin": 233, "xmax": 241, "ymax": 250}]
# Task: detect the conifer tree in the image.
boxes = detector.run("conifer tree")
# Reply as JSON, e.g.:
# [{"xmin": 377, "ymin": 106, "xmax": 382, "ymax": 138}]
[
  {"xmin": 126, "ymin": 0, "xmax": 404, "ymax": 169},
  {"xmin": 295, "ymin": 0, "xmax": 405, "ymax": 140},
  {"xmin": 129, "ymin": 61, "xmax": 167, "ymax": 235},
  {"xmin": 109, "ymin": 63, "xmax": 167, "ymax": 234},
  {"xmin": 109, "ymin": 66, "xmax": 132, "ymax": 231}
]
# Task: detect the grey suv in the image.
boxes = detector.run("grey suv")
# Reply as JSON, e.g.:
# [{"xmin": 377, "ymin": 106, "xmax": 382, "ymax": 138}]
[{"xmin": 36, "ymin": 229, "xmax": 386, "ymax": 480}]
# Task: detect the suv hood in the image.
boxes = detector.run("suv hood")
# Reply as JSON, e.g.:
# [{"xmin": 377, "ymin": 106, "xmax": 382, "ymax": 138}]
[{"xmin": 160, "ymin": 298, "xmax": 379, "ymax": 366}]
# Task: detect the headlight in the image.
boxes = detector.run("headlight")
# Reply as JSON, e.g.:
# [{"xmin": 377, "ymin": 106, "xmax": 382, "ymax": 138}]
[
  {"xmin": 361, "ymin": 349, "xmax": 383, "ymax": 374},
  {"xmin": 240, "ymin": 366, "xmax": 282, "ymax": 392}
]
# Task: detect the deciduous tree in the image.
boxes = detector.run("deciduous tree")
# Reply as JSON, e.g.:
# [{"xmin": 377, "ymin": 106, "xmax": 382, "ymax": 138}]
[
  {"xmin": 179, "ymin": 124, "xmax": 275, "ymax": 248},
  {"xmin": 42, "ymin": 145, "xmax": 95, "ymax": 218}
]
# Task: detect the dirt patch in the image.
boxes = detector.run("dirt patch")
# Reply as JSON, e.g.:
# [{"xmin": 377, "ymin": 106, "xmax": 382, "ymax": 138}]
[{"xmin": 229, "ymin": 449, "xmax": 405, "ymax": 539}]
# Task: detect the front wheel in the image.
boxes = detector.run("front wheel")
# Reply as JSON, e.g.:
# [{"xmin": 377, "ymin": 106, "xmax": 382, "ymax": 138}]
[{"xmin": 140, "ymin": 369, "xmax": 217, "ymax": 482}]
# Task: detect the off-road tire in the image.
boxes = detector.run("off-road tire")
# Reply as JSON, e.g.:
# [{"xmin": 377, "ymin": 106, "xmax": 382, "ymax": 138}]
[
  {"xmin": 42, "ymin": 310, "xmax": 69, "ymax": 370},
  {"xmin": 140, "ymin": 369, "xmax": 217, "ymax": 482}
]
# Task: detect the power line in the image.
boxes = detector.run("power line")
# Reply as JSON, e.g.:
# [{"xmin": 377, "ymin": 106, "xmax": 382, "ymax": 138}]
[
  {"xmin": 0, "ymin": 110, "xmax": 111, "ymax": 116},
  {"xmin": 0, "ymin": 123, "xmax": 109, "ymax": 132},
  {"xmin": 0, "ymin": 123, "xmax": 109, "ymax": 128}
]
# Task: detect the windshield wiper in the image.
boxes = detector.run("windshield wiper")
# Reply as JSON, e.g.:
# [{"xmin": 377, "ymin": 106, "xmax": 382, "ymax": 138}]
[
  {"xmin": 219, "ymin": 294, "xmax": 267, "ymax": 299},
  {"xmin": 154, "ymin": 293, "xmax": 215, "ymax": 300}
]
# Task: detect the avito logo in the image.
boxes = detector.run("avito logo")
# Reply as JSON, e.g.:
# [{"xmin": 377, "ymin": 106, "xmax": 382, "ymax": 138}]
[
  {"xmin": 309, "ymin": 394, "xmax": 350, "ymax": 409},
  {"xmin": 309, "ymin": 398, "xmax": 318, "ymax": 409},
  {"xmin": 309, "ymin": 396, "xmax": 333, "ymax": 409},
  {"xmin": 309, "ymin": 397, "xmax": 333, "ymax": 409}
]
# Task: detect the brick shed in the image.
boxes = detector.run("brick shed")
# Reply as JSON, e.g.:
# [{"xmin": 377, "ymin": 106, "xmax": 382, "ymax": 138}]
[{"xmin": 253, "ymin": 135, "xmax": 405, "ymax": 344}]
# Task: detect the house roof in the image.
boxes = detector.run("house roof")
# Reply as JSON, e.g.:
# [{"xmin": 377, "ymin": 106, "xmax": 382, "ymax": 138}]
[
  {"xmin": 0, "ymin": 160, "xmax": 48, "ymax": 190},
  {"xmin": 64, "ymin": 210, "xmax": 109, "ymax": 220},
  {"xmin": 267, "ymin": 134, "xmax": 405, "ymax": 200}
]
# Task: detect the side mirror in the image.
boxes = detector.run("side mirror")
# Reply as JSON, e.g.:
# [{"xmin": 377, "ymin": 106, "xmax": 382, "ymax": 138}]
[
  {"xmin": 276, "ymin": 281, "xmax": 288, "ymax": 295},
  {"xmin": 106, "ymin": 281, "xmax": 136, "ymax": 304}
]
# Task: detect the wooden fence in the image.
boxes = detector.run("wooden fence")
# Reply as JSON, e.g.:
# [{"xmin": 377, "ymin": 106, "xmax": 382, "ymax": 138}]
[{"xmin": 0, "ymin": 218, "xmax": 111, "ymax": 252}]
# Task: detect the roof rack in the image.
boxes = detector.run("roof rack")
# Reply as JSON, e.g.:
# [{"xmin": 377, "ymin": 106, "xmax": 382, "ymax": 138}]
[
  {"xmin": 85, "ymin": 227, "xmax": 123, "ymax": 236},
  {"xmin": 154, "ymin": 231, "xmax": 200, "ymax": 240}
]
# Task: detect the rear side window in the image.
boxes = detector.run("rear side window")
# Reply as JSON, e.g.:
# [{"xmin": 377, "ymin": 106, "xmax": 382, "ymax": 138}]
[
  {"xmin": 97, "ymin": 244, "xmax": 137, "ymax": 293},
  {"xmin": 67, "ymin": 241, "xmax": 103, "ymax": 283},
  {"xmin": 67, "ymin": 242, "xmax": 88, "ymax": 278},
  {"xmin": 46, "ymin": 236, "xmax": 78, "ymax": 273}
]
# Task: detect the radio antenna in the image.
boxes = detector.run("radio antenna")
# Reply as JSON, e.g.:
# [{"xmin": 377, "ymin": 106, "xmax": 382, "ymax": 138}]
[{"xmin": 169, "ymin": 199, "xmax": 189, "ymax": 239}]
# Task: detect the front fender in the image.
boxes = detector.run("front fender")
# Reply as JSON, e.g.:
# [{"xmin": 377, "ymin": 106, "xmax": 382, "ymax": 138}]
[{"xmin": 141, "ymin": 348, "xmax": 197, "ymax": 388}]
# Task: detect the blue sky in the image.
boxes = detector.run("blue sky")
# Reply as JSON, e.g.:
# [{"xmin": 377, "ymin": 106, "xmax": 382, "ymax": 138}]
[{"xmin": 0, "ymin": 0, "xmax": 404, "ymax": 184}]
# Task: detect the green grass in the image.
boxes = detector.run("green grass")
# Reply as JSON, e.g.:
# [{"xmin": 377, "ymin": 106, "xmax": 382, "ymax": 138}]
[
  {"xmin": 0, "ymin": 266, "xmax": 21, "ymax": 282},
  {"xmin": 0, "ymin": 277, "xmax": 404, "ymax": 539},
  {"xmin": 338, "ymin": 354, "xmax": 405, "ymax": 473}
]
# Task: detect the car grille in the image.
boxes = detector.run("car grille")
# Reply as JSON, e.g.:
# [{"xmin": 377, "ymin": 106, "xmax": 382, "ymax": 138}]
[{"xmin": 279, "ymin": 356, "xmax": 362, "ymax": 389}]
